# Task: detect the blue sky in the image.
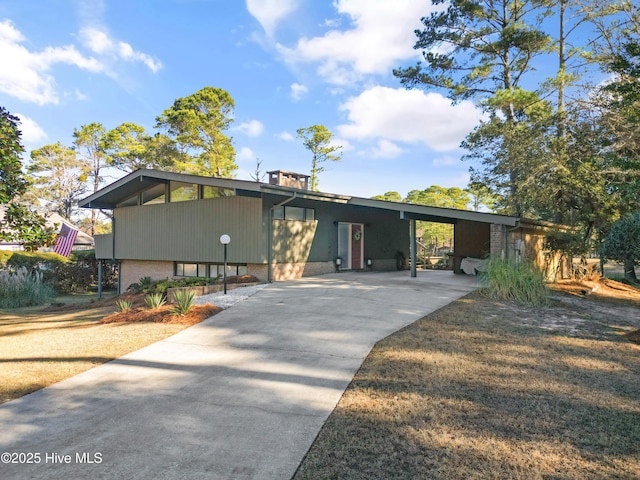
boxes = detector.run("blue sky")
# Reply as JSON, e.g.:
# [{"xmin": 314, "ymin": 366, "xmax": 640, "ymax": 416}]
[{"xmin": 1, "ymin": 0, "xmax": 489, "ymax": 198}]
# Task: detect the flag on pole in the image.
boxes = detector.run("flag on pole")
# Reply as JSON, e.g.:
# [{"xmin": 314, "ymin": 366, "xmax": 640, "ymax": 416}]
[{"xmin": 53, "ymin": 223, "xmax": 79, "ymax": 257}]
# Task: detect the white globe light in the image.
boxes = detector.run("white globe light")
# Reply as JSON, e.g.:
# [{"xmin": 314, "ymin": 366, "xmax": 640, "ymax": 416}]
[{"xmin": 220, "ymin": 234, "xmax": 231, "ymax": 245}]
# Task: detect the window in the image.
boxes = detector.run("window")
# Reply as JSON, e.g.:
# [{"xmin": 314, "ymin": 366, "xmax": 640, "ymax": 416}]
[
  {"xmin": 285, "ymin": 206, "xmax": 305, "ymax": 221},
  {"xmin": 273, "ymin": 206, "xmax": 284, "ymax": 220},
  {"xmin": 175, "ymin": 262, "xmax": 248, "ymax": 278},
  {"xmin": 116, "ymin": 195, "xmax": 139, "ymax": 208},
  {"xmin": 272, "ymin": 206, "xmax": 315, "ymax": 222},
  {"xmin": 170, "ymin": 182, "xmax": 198, "ymax": 202},
  {"xmin": 202, "ymin": 185, "xmax": 234, "ymax": 198},
  {"xmin": 142, "ymin": 184, "xmax": 166, "ymax": 205}
]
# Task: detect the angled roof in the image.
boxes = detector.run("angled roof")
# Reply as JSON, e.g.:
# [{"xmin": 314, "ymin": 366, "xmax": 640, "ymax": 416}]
[{"xmin": 79, "ymin": 168, "xmax": 521, "ymax": 226}]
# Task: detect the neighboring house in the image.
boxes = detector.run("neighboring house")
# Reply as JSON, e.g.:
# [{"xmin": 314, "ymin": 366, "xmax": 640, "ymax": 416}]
[
  {"xmin": 0, "ymin": 209, "xmax": 94, "ymax": 252},
  {"xmin": 79, "ymin": 169, "xmax": 562, "ymax": 291}
]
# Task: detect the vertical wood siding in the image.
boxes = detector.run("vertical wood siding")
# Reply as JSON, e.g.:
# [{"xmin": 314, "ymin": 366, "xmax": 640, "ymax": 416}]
[{"xmin": 114, "ymin": 196, "xmax": 265, "ymax": 263}]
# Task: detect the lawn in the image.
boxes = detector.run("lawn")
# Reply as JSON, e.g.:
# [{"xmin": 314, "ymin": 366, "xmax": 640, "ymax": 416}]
[
  {"xmin": 0, "ymin": 292, "xmax": 219, "ymax": 404},
  {"xmin": 294, "ymin": 280, "xmax": 640, "ymax": 479}
]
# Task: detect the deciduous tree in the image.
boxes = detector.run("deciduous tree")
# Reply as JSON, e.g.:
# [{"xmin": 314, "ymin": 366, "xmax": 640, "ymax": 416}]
[
  {"xmin": 28, "ymin": 142, "xmax": 88, "ymax": 220},
  {"xmin": 73, "ymin": 123, "xmax": 109, "ymax": 236}
]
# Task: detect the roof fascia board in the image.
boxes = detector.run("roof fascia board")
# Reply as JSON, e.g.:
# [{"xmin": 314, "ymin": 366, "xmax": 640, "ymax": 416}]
[
  {"xmin": 351, "ymin": 197, "xmax": 518, "ymax": 226},
  {"xmin": 261, "ymin": 185, "xmax": 351, "ymax": 204},
  {"xmin": 79, "ymin": 169, "xmax": 264, "ymax": 208}
]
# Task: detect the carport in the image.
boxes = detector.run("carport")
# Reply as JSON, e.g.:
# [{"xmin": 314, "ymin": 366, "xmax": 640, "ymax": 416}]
[{"xmin": 348, "ymin": 197, "xmax": 521, "ymax": 276}]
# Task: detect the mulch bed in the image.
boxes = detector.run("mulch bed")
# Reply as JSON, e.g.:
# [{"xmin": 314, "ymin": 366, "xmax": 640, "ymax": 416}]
[{"xmin": 99, "ymin": 303, "xmax": 221, "ymax": 326}]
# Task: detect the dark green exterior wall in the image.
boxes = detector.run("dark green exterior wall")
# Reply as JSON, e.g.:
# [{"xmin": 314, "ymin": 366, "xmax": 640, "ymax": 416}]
[{"xmin": 262, "ymin": 194, "xmax": 410, "ymax": 266}]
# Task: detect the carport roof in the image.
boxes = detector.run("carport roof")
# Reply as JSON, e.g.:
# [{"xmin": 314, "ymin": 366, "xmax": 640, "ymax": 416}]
[{"xmin": 79, "ymin": 169, "xmax": 519, "ymax": 226}]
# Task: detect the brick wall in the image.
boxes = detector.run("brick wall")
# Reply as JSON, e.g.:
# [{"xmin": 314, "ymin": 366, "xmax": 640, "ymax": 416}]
[
  {"xmin": 120, "ymin": 260, "xmax": 175, "ymax": 292},
  {"xmin": 247, "ymin": 264, "xmax": 268, "ymax": 282},
  {"xmin": 490, "ymin": 224, "xmax": 507, "ymax": 259}
]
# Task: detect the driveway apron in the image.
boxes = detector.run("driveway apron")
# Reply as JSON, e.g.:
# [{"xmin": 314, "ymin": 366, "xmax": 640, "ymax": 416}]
[{"xmin": 0, "ymin": 271, "xmax": 478, "ymax": 480}]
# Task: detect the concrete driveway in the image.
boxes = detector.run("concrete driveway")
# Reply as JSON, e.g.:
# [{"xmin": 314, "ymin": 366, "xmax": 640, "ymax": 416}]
[{"xmin": 0, "ymin": 270, "xmax": 478, "ymax": 480}]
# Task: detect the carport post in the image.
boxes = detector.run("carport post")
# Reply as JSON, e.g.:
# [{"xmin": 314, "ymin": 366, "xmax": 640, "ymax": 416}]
[
  {"xmin": 97, "ymin": 260, "xmax": 103, "ymax": 299},
  {"xmin": 410, "ymin": 219, "xmax": 417, "ymax": 278}
]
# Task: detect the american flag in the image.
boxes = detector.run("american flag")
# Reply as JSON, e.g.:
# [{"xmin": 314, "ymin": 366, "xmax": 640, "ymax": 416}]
[{"xmin": 53, "ymin": 223, "xmax": 79, "ymax": 257}]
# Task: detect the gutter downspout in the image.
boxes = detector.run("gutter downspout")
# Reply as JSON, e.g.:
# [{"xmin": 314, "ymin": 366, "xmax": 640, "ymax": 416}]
[{"xmin": 267, "ymin": 192, "xmax": 297, "ymax": 282}]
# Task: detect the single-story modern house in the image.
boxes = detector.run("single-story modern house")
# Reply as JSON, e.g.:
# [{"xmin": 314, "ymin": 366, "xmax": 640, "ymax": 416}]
[{"xmin": 79, "ymin": 169, "xmax": 562, "ymax": 291}]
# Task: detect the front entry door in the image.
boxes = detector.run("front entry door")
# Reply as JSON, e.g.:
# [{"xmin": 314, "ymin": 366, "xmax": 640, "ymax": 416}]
[{"xmin": 338, "ymin": 223, "xmax": 364, "ymax": 270}]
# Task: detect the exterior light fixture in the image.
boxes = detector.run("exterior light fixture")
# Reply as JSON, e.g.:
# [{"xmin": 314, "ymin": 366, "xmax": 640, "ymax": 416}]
[
  {"xmin": 335, "ymin": 257, "xmax": 342, "ymax": 271},
  {"xmin": 220, "ymin": 234, "xmax": 231, "ymax": 294},
  {"xmin": 367, "ymin": 258, "xmax": 372, "ymax": 268}
]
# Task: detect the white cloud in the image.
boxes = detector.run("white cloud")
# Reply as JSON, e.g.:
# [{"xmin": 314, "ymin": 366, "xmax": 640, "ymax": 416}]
[
  {"xmin": 80, "ymin": 27, "xmax": 162, "ymax": 73},
  {"xmin": 338, "ymin": 86, "xmax": 483, "ymax": 152},
  {"xmin": 290, "ymin": 82, "xmax": 308, "ymax": 101},
  {"xmin": 237, "ymin": 146, "xmax": 256, "ymax": 161},
  {"xmin": 277, "ymin": 131, "xmax": 295, "ymax": 141},
  {"xmin": 276, "ymin": 0, "xmax": 434, "ymax": 85},
  {"xmin": 15, "ymin": 113, "xmax": 47, "ymax": 146},
  {"xmin": 235, "ymin": 119, "xmax": 264, "ymax": 137},
  {"xmin": 0, "ymin": 19, "xmax": 103, "ymax": 105},
  {"xmin": 246, "ymin": 0, "xmax": 300, "ymax": 37},
  {"xmin": 371, "ymin": 139, "xmax": 403, "ymax": 159}
]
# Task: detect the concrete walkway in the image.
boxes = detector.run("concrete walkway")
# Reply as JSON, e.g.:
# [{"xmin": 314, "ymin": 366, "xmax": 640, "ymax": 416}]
[{"xmin": 0, "ymin": 271, "xmax": 478, "ymax": 480}]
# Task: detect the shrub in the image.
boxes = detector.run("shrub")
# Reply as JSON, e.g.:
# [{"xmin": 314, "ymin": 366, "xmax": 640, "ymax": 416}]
[
  {"xmin": 145, "ymin": 292, "xmax": 166, "ymax": 309},
  {"xmin": 480, "ymin": 258, "xmax": 549, "ymax": 306},
  {"xmin": 4, "ymin": 251, "xmax": 67, "ymax": 270},
  {"xmin": 0, "ymin": 267, "xmax": 55, "ymax": 308},
  {"xmin": 115, "ymin": 298, "xmax": 133, "ymax": 312},
  {"xmin": 601, "ymin": 213, "xmax": 640, "ymax": 281},
  {"xmin": 131, "ymin": 277, "xmax": 220, "ymax": 296},
  {"xmin": 170, "ymin": 290, "xmax": 195, "ymax": 316},
  {"xmin": 0, "ymin": 250, "xmax": 117, "ymax": 294},
  {"xmin": 53, "ymin": 261, "xmax": 95, "ymax": 293}
]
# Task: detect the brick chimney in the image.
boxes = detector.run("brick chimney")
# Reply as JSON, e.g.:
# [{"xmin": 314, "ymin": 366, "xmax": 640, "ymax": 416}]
[{"xmin": 267, "ymin": 170, "xmax": 310, "ymax": 190}]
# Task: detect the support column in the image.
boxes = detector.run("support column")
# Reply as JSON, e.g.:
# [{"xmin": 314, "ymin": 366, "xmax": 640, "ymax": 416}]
[
  {"xmin": 490, "ymin": 224, "xmax": 507, "ymax": 259},
  {"xmin": 410, "ymin": 219, "xmax": 417, "ymax": 278},
  {"xmin": 97, "ymin": 260, "xmax": 103, "ymax": 299}
]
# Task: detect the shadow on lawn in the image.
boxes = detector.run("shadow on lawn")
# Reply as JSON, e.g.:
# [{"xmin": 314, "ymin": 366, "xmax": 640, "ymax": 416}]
[{"xmin": 294, "ymin": 293, "xmax": 640, "ymax": 480}]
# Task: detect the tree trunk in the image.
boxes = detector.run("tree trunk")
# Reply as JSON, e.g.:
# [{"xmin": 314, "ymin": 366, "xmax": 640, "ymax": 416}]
[{"xmin": 624, "ymin": 257, "xmax": 637, "ymax": 281}]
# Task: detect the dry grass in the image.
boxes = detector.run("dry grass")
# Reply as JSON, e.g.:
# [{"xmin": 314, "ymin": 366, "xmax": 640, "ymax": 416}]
[
  {"xmin": 295, "ymin": 280, "xmax": 640, "ymax": 479},
  {"xmin": 0, "ymin": 296, "xmax": 220, "ymax": 404}
]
